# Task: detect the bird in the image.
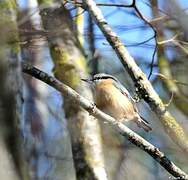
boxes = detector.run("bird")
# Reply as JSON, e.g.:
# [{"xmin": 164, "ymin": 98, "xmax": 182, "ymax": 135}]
[{"xmin": 81, "ymin": 73, "xmax": 152, "ymax": 132}]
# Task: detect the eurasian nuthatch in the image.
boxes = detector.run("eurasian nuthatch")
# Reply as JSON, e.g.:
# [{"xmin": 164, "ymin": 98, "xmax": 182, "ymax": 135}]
[{"xmin": 82, "ymin": 73, "xmax": 152, "ymax": 132}]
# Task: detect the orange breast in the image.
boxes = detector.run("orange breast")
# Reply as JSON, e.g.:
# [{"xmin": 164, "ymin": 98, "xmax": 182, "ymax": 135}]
[{"xmin": 94, "ymin": 80, "xmax": 136, "ymax": 120}]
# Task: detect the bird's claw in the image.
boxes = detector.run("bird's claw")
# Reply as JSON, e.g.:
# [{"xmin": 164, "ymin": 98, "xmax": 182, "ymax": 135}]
[
  {"xmin": 88, "ymin": 102, "xmax": 97, "ymax": 115},
  {"xmin": 133, "ymin": 92, "xmax": 140, "ymax": 103},
  {"xmin": 91, "ymin": 102, "xmax": 96, "ymax": 108}
]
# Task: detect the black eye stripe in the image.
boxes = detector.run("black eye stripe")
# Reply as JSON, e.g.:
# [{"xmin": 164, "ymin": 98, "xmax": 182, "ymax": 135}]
[{"xmin": 93, "ymin": 75, "xmax": 117, "ymax": 82}]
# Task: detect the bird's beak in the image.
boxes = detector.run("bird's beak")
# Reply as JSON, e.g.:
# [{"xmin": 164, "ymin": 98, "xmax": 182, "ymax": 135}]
[{"xmin": 81, "ymin": 78, "xmax": 92, "ymax": 84}]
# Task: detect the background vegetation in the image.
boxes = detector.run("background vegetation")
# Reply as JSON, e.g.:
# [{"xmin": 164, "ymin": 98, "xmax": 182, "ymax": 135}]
[{"xmin": 0, "ymin": 0, "xmax": 188, "ymax": 179}]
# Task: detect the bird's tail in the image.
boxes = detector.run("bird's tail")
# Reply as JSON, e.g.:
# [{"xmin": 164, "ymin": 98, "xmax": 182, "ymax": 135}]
[{"xmin": 136, "ymin": 116, "xmax": 152, "ymax": 132}]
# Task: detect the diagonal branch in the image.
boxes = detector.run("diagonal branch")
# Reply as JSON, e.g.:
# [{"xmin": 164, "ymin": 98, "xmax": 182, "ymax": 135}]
[
  {"xmin": 22, "ymin": 61, "xmax": 188, "ymax": 179},
  {"xmin": 81, "ymin": 0, "xmax": 188, "ymax": 154}
]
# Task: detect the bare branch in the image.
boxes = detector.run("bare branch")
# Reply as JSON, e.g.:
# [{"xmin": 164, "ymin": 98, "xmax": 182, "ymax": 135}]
[
  {"xmin": 22, "ymin": 61, "xmax": 188, "ymax": 179},
  {"xmin": 66, "ymin": 0, "xmax": 134, "ymax": 8}
]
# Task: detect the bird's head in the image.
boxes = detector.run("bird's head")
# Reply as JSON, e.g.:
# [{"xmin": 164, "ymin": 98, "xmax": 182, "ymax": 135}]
[{"xmin": 81, "ymin": 73, "xmax": 118, "ymax": 87}]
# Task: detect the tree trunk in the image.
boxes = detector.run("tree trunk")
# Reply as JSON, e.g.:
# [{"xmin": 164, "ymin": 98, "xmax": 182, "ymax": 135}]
[
  {"xmin": 38, "ymin": 1, "xmax": 107, "ymax": 179},
  {"xmin": 0, "ymin": 0, "xmax": 29, "ymax": 179}
]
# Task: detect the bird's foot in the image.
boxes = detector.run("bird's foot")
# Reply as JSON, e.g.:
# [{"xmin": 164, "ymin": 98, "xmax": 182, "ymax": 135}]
[
  {"xmin": 133, "ymin": 91, "xmax": 141, "ymax": 103},
  {"xmin": 88, "ymin": 102, "xmax": 97, "ymax": 115}
]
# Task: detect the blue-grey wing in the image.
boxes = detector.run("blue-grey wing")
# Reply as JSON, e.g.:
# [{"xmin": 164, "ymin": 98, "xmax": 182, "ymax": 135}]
[
  {"xmin": 113, "ymin": 80, "xmax": 151, "ymax": 127},
  {"xmin": 113, "ymin": 81, "xmax": 137, "ymax": 110}
]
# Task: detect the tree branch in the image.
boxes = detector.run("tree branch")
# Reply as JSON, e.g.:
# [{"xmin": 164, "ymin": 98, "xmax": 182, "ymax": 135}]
[
  {"xmin": 22, "ymin": 61, "xmax": 188, "ymax": 179},
  {"xmin": 81, "ymin": 0, "xmax": 188, "ymax": 154}
]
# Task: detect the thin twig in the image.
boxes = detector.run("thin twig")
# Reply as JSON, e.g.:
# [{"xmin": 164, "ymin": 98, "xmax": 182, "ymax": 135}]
[
  {"xmin": 133, "ymin": 3, "xmax": 158, "ymax": 80},
  {"xmin": 66, "ymin": 0, "xmax": 134, "ymax": 8},
  {"xmin": 154, "ymin": 73, "xmax": 188, "ymax": 87}
]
